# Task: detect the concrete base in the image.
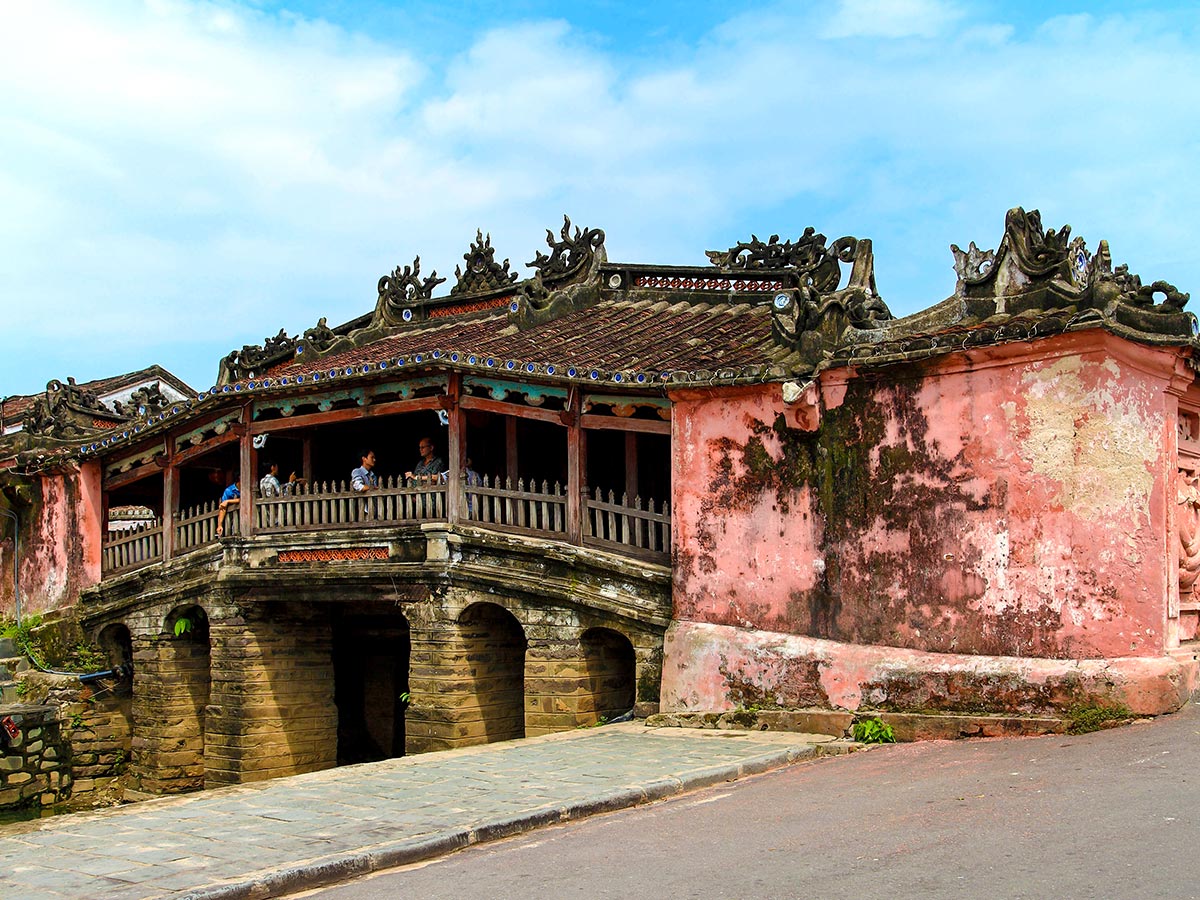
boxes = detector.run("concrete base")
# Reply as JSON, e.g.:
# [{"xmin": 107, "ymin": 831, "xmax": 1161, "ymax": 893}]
[{"xmin": 662, "ymin": 621, "xmax": 1200, "ymax": 719}]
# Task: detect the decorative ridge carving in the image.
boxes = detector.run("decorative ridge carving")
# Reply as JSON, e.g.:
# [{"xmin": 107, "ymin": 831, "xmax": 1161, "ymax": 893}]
[
  {"xmin": 506, "ymin": 216, "xmax": 607, "ymax": 330},
  {"xmin": 528, "ymin": 216, "xmax": 605, "ymax": 285},
  {"xmin": 374, "ymin": 256, "xmax": 447, "ymax": 328},
  {"xmin": 301, "ymin": 317, "xmax": 337, "ymax": 352},
  {"xmin": 21, "ymin": 377, "xmax": 127, "ymax": 439},
  {"xmin": 452, "ymin": 230, "xmax": 519, "ymax": 296},
  {"xmin": 706, "ymin": 228, "xmax": 864, "ymax": 293},
  {"xmin": 111, "ymin": 383, "xmax": 168, "ymax": 418},
  {"xmin": 218, "ymin": 328, "xmax": 300, "ymax": 386},
  {"xmin": 947, "ymin": 206, "xmax": 1191, "ymax": 337}
]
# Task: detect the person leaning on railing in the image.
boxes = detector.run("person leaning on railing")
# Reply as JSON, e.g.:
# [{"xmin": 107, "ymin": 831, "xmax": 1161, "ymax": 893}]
[
  {"xmin": 259, "ymin": 460, "xmax": 305, "ymax": 498},
  {"xmin": 352, "ymin": 449, "xmax": 379, "ymax": 491},
  {"xmin": 405, "ymin": 437, "xmax": 444, "ymax": 484},
  {"xmin": 215, "ymin": 480, "xmax": 240, "ymax": 537}
]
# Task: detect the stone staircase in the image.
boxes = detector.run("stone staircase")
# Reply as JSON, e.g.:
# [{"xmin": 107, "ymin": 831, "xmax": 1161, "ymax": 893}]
[{"xmin": 0, "ymin": 636, "xmax": 30, "ymax": 706}]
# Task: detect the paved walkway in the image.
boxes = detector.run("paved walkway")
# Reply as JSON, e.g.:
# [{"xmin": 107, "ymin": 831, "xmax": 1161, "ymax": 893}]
[{"xmin": 0, "ymin": 725, "xmax": 840, "ymax": 900}]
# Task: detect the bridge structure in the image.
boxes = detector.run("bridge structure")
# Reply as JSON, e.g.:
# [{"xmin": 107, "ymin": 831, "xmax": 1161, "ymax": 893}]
[{"xmin": 2, "ymin": 209, "xmax": 1199, "ymax": 805}]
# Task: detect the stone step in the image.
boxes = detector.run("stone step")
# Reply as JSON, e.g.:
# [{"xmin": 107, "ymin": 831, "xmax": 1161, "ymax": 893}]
[
  {"xmin": 0, "ymin": 655, "xmax": 29, "ymax": 674},
  {"xmin": 0, "ymin": 637, "xmax": 16, "ymax": 657},
  {"xmin": 0, "ymin": 680, "xmax": 20, "ymax": 705}
]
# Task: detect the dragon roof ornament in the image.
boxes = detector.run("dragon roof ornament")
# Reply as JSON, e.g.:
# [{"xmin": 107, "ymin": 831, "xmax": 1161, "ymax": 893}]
[
  {"xmin": 374, "ymin": 256, "xmax": 447, "ymax": 328},
  {"xmin": 949, "ymin": 207, "xmax": 1192, "ymax": 336},
  {"xmin": 452, "ymin": 230, "xmax": 519, "ymax": 296},
  {"xmin": 20, "ymin": 377, "xmax": 127, "ymax": 440},
  {"xmin": 527, "ymin": 216, "xmax": 606, "ymax": 285},
  {"xmin": 218, "ymin": 328, "xmax": 300, "ymax": 386}
]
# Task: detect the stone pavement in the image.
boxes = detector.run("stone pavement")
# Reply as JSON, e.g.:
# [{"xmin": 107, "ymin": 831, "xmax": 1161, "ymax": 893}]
[{"xmin": 0, "ymin": 724, "xmax": 841, "ymax": 900}]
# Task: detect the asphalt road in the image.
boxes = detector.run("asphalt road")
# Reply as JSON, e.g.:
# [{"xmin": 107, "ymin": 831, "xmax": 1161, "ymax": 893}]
[{"xmin": 295, "ymin": 703, "xmax": 1200, "ymax": 900}]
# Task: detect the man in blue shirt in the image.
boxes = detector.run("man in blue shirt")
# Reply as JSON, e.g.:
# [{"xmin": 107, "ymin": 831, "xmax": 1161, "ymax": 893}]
[
  {"xmin": 352, "ymin": 450, "xmax": 379, "ymax": 491},
  {"xmin": 216, "ymin": 479, "xmax": 240, "ymax": 537}
]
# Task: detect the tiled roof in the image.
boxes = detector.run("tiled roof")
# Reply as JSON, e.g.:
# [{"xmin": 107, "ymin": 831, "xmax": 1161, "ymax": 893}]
[
  {"xmin": 1, "ymin": 366, "xmax": 195, "ymax": 428},
  {"xmin": 277, "ymin": 299, "xmax": 785, "ymax": 381}
]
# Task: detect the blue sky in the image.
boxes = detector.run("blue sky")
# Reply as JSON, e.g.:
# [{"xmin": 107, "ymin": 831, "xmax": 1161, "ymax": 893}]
[{"xmin": 1, "ymin": 0, "xmax": 1197, "ymax": 397}]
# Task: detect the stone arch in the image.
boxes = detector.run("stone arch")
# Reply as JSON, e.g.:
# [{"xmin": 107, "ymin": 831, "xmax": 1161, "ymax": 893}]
[
  {"xmin": 436, "ymin": 601, "xmax": 527, "ymax": 748},
  {"xmin": 580, "ymin": 627, "xmax": 637, "ymax": 723},
  {"xmin": 96, "ymin": 622, "xmax": 134, "ymax": 696},
  {"xmin": 129, "ymin": 602, "xmax": 211, "ymax": 794}
]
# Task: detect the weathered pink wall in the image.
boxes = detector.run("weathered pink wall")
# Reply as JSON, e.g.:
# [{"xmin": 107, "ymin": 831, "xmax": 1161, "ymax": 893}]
[
  {"xmin": 671, "ymin": 332, "xmax": 1178, "ymax": 665},
  {"xmin": 0, "ymin": 461, "xmax": 102, "ymax": 617}
]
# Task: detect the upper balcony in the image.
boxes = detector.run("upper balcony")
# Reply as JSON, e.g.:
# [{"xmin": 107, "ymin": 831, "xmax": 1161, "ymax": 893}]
[{"xmin": 101, "ymin": 473, "xmax": 671, "ymax": 580}]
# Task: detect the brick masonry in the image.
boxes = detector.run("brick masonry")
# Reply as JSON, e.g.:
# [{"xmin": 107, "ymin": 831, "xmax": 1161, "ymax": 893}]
[{"xmin": 0, "ymin": 704, "xmax": 72, "ymax": 809}]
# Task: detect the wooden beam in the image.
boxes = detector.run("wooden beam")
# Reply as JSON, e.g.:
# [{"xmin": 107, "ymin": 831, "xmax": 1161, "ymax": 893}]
[
  {"xmin": 580, "ymin": 414, "xmax": 671, "ymax": 435},
  {"xmin": 248, "ymin": 396, "xmax": 445, "ymax": 434},
  {"xmin": 170, "ymin": 429, "xmax": 240, "ymax": 467},
  {"xmin": 459, "ymin": 394, "xmax": 566, "ymax": 426},
  {"xmin": 103, "ymin": 461, "xmax": 162, "ymax": 492}
]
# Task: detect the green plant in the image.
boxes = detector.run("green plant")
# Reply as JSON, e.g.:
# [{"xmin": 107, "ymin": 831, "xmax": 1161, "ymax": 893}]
[
  {"xmin": 398, "ymin": 692, "xmax": 411, "ymax": 705},
  {"xmin": 172, "ymin": 608, "xmax": 207, "ymax": 637},
  {"xmin": 852, "ymin": 717, "xmax": 897, "ymax": 744},
  {"xmin": 1066, "ymin": 703, "xmax": 1131, "ymax": 735},
  {"xmin": 14, "ymin": 680, "xmax": 30, "ymax": 699},
  {"xmin": 66, "ymin": 641, "xmax": 107, "ymax": 672}
]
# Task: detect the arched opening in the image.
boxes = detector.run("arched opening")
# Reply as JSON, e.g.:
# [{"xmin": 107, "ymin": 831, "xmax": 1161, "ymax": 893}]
[
  {"xmin": 96, "ymin": 623, "xmax": 134, "ymax": 697},
  {"xmin": 333, "ymin": 610, "xmax": 410, "ymax": 766},
  {"xmin": 580, "ymin": 627, "xmax": 636, "ymax": 724},
  {"xmin": 458, "ymin": 602, "xmax": 527, "ymax": 744}
]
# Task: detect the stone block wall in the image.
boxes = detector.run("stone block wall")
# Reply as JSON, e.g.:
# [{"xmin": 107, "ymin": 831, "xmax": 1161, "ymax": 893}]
[
  {"xmin": 129, "ymin": 630, "xmax": 210, "ymax": 795},
  {"xmin": 0, "ymin": 705, "xmax": 71, "ymax": 809},
  {"xmin": 205, "ymin": 607, "xmax": 336, "ymax": 786},
  {"xmin": 407, "ymin": 603, "xmax": 526, "ymax": 753}
]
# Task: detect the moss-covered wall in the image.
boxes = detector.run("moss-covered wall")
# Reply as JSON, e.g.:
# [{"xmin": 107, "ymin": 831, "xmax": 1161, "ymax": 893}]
[
  {"xmin": 0, "ymin": 460, "xmax": 102, "ymax": 618},
  {"xmin": 671, "ymin": 332, "xmax": 1176, "ymax": 662}
]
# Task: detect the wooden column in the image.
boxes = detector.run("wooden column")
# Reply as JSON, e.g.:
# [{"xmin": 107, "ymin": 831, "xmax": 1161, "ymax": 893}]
[
  {"xmin": 505, "ymin": 416, "xmax": 519, "ymax": 484},
  {"xmin": 162, "ymin": 435, "xmax": 178, "ymax": 560},
  {"xmin": 566, "ymin": 389, "xmax": 582, "ymax": 544},
  {"xmin": 301, "ymin": 435, "xmax": 313, "ymax": 484},
  {"xmin": 238, "ymin": 405, "xmax": 253, "ymax": 536},
  {"xmin": 624, "ymin": 432, "xmax": 638, "ymax": 502},
  {"xmin": 446, "ymin": 374, "xmax": 463, "ymax": 524}
]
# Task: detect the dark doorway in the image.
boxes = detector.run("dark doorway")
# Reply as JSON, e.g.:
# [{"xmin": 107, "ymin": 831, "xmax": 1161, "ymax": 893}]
[
  {"xmin": 580, "ymin": 627, "xmax": 636, "ymax": 723},
  {"xmin": 333, "ymin": 612, "xmax": 411, "ymax": 765}
]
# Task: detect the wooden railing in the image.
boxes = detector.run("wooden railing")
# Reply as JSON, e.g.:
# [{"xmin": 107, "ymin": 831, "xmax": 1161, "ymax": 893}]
[
  {"xmin": 466, "ymin": 476, "xmax": 567, "ymax": 536},
  {"xmin": 102, "ymin": 479, "xmax": 670, "ymax": 579},
  {"xmin": 174, "ymin": 501, "xmax": 239, "ymax": 554},
  {"xmin": 584, "ymin": 489, "xmax": 671, "ymax": 560},
  {"xmin": 255, "ymin": 477, "xmax": 447, "ymax": 533},
  {"xmin": 101, "ymin": 520, "xmax": 164, "ymax": 575}
]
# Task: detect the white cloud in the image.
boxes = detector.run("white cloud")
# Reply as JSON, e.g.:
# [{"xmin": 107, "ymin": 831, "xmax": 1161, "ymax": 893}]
[
  {"xmin": 0, "ymin": 1, "xmax": 1197, "ymax": 395},
  {"xmin": 821, "ymin": 0, "xmax": 965, "ymax": 39}
]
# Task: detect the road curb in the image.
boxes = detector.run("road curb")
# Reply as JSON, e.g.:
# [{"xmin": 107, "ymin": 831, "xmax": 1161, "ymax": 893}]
[{"xmin": 175, "ymin": 743, "xmax": 818, "ymax": 900}]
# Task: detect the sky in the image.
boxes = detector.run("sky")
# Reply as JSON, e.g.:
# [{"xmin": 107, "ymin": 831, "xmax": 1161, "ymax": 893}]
[{"xmin": 1, "ymin": 0, "xmax": 1197, "ymax": 397}]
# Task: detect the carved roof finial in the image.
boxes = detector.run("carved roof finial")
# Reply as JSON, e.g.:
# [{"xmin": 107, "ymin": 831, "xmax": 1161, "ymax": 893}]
[
  {"xmin": 527, "ymin": 215, "xmax": 605, "ymax": 284},
  {"xmin": 452, "ymin": 230, "xmax": 519, "ymax": 296}
]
